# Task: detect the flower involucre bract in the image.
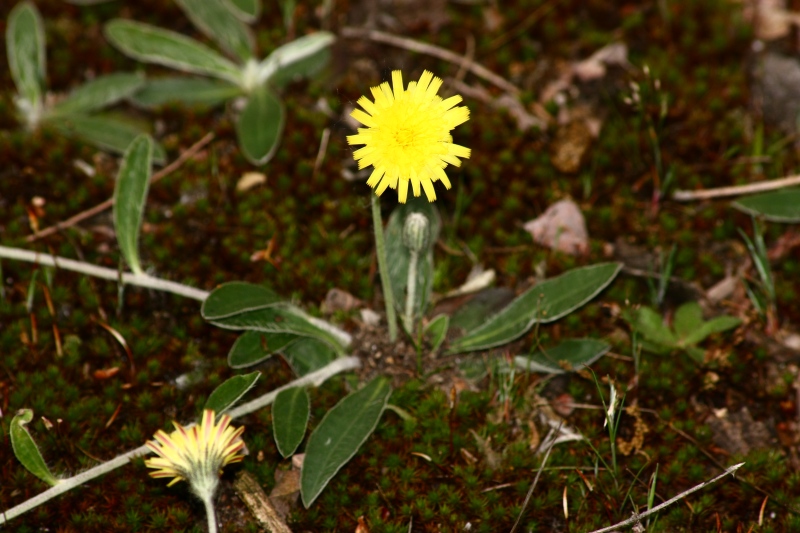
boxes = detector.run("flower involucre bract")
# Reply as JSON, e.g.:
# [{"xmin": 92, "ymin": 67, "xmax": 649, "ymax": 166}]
[
  {"xmin": 145, "ymin": 409, "xmax": 245, "ymax": 499},
  {"xmin": 348, "ymin": 70, "xmax": 471, "ymax": 203}
]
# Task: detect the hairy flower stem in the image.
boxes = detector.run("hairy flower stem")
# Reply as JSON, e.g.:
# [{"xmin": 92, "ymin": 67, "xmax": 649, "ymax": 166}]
[
  {"xmin": 0, "ymin": 245, "xmax": 207, "ymax": 301},
  {"xmin": 371, "ymin": 195, "xmax": 398, "ymax": 341},
  {"xmin": 403, "ymin": 250, "xmax": 419, "ymax": 337},
  {"xmin": 202, "ymin": 494, "xmax": 218, "ymax": 533}
]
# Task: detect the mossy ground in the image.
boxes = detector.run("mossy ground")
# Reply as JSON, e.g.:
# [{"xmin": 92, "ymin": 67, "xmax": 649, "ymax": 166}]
[{"xmin": 2, "ymin": 0, "xmax": 800, "ymax": 531}]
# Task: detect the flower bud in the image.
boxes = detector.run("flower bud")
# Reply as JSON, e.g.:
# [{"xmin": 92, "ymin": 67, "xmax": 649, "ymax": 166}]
[{"xmin": 403, "ymin": 213, "xmax": 429, "ymax": 253}]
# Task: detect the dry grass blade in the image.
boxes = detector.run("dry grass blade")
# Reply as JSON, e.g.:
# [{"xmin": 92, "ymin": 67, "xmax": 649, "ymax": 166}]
[{"xmin": 509, "ymin": 422, "xmax": 562, "ymax": 533}]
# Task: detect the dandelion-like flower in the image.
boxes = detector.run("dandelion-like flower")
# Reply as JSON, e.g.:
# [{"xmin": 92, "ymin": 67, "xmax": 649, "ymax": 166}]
[
  {"xmin": 348, "ymin": 70, "xmax": 471, "ymax": 203},
  {"xmin": 145, "ymin": 409, "xmax": 245, "ymax": 500}
]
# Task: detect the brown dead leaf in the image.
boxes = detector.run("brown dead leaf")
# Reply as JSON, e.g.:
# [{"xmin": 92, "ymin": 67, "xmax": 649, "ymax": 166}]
[
  {"xmin": 469, "ymin": 429, "xmax": 503, "ymax": 471},
  {"xmin": 93, "ymin": 367, "xmax": 120, "ymax": 380},
  {"xmin": 355, "ymin": 516, "xmax": 371, "ymax": 533},
  {"xmin": 269, "ymin": 458, "xmax": 303, "ymax": 519},
  {"xmin": 550, "ymin": 119, "xmax": 594, "ymax": 173},
  {"xmin": 705, "ymin": 407, "xmax": 773, "ymax": 456},
  {"xmin": 322, "ymin": 288, "xmax": 363, "ymax": 314},
  {"xmin": 236, "ymin": 171, "xmax": 267, "ymax": 192},
  {"xmin": 523, "ymin": 199, "xmax": 589, "ymax": 255},
  {"xmin": 616, "ymin": 405, "xmax": 650, "ymax": 456},
  {"xmin": 741, "ymin": 0, "xmax": 800, "ymax": 40},
  {"xmin": 572, "ymin": 42, "xmax": 630, "ymax": 82}
]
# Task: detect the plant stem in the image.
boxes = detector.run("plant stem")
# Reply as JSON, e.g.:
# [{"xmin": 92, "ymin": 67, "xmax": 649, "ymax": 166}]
[
  {"xmin": 403, "ymin": 249, "xmax": 419, "ymax": 335},
  {"xmin": 202, "ymin": 493, "xmax": 218, "ymax": 533},
  {"xmin": 0, "ymin": 245, "xmax": 208, "ymax": 301},
  {"xmin": 371, "ymin": 194, "xmax": 398, "ymax": 341},
  {"xmin": 0, "ymin": 356, "xmax": 361, "ymax": 525},
  {"xmin": 0, "ymin": 444, "xmax": 149, "ymax": 524},
  {"xmin": 0, "ymin": 245, "xmax": 354, "ymax": 347}
]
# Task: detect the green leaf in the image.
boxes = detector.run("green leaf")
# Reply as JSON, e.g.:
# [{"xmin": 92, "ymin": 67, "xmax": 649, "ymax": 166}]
[
  {"xmin": 682, "ymin": 315, "xmax": 741, "ymax": 347},
  {"xmin": 112, "ymin": 135, "xmax": 153, "ymax": 275},
  {"xmin": 685, "ymin": 346, "xmax": 706, "ymax": 364},
  {"xmin": 204, "ymin": 371, "xmax": 260, "ymax": 414},
  {"xmin": 425, "ymin": 314, "xmax": 449, "ymax": 352},
  {"xmin": 227, "ymin": 330, "xmax": 299, "ymax": 368},
  {"xmin": 514, "ymin": 338, "xmax": 610, "ymax": 374},
  {"xmin": 104, "ymin": 19, "xmax": 241, "ymax": 84},
  {"xmin": 235, "ymin": 87, "xmax": 284, "ymax": 165},
  {"xmin": 273, "ymin": 386, "xmax": 310, "ymax": 457},
  {"xmin": 10, "ymin": 409, "xmax": 59, "ymax": 486},
  {"xmin": 210, "ymin": 304, "xmax": 347, "ymax": 354},
  {"xmin": 449, "ymin": 288, "xmax": 515, "ymax": 332},
  {"xmin": 630, "ymin": 306, "xmax": 678, "ymax": 348},
  {"xmin": 733, "ymin": 189, "xmax": 800, "ymax": 223},
  {"xmin": 7, "ymin": 1, "xmax": 46, "ymax": 112},
  {"xmin": 281, "ymin": 337, "xmax": 336, "ymax": 376},
  {"xmin": 259, "ymin": 32, "xmax": 335, "ymax": 85},
  {"xmin": 49, "ymin": 113, "xmax": 166, "ymax": 163},
  {"xmin": 385, "ymin": 199, "xmax": 441, "ymax": 319},
  {"xmin": 449, "ymin": 263, "xmax": 621, "ymax": 353},
  {"xmin": 50, "ymin": 72, "xmax": 145, "ymax": 116},
  {"xmin": 201, "ymin": 281, "xmax": 283, "ymax": 320},
  {"xmin": 673, "ymin": 301, "xmax": 704, "ymax": 341},
  {"xmin": 175, "ymin": 0, "xmax": 254, "ymax": 61},
  {"xmin": 301, "ymin": 377, "xmax": 392, "ymax": 507},
  {"xmin": 131, "ymin": 76, "xmax": 241, "ymax": 108},
  {"xmin": 223, "ymin": 0, "xmax": 260, "ymax": 22}
]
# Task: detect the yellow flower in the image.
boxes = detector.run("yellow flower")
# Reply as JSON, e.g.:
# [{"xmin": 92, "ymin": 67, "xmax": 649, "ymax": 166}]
[
  {"xmin": 348, "ymin": 70, "xmax": 471, "ymax": 203},
  {"xmin": 145, "ymin": 410, "xmax": 245, "ymax": 499}
]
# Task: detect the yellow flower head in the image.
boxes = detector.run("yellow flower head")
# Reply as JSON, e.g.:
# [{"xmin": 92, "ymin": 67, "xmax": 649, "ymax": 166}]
[
  {"xmin": 348, "ymin": 70, "xmax": 471, "ymax": 203},
  {"xmin": 145, "ymin": 410, "xmax": 245, "ymax": 499}
]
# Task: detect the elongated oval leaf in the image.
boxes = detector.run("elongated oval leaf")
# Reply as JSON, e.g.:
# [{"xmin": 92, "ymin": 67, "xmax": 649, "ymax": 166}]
[
  {"xmin": 10, "ymin": 409, "xmax": 60, "ymax": 486},
  {"xmin": 259, "ymin": 32, "xmax": 335, "ymax": 84},
  {"xmin": 733, "ymin": 189, "xmax": 800, "ymax": 222},
  {"xmin": 281, "ymin": 337, "xmax": 336, "ymax": 376},
  {"xmin": 7, "ymin": 1, "xmax": 46, "ymax": 110},
  {"xmin": 132, "ymin": 76, "xmax": 241, "ymax": 108},
  {"xmin": 210, "ymin": 304, "xmax": 347, "ymax": 354},
  {"xmin": 50, "ymin": 72, "xmax": 144, "ymax": 116},
  {"xmin": 449, "ymin": 263, "xmax": 621, "ymax": 353},
  {"xmin": 273, "ymin": 386, "xmax": 310, "ymax": 457},
  {"xmin": 104, "ymin": 19, "xmax": 241, "ymax": 84},
  {"xmin": 682, "ymin": 315, "xmax": 741, "ymax": 347},
  {"xmin": 113, "ymin": 135, "xmax": 153, "ymax": 275},
  {"xmin": 49, "ymin": 113, "xmax": 166, "ymax": 163},
  {"xmin": 204, "ymin": 371, "xmax": 260, "ymax": 414},
  {"xmin": 201, "ymin": 281, "xmax": 282, "ymax": 320},
  {"xmin": 301, "ymin": 377, "xmax": 392, "ymax": 507},
  {"xmin": 175, "ymin": 0, "xmax": 254, "ymax": 61},
  {"xmin": 228, "ymin": 330, "xmax": 299, "ymax": 368},
  {"xmin": 514, "ymin": 338, "xmax": 610, "ymax": 374},
  {"xmin": 223, "ymin": 0, "xmax": 260, "ymax": 22},
  {"xmin": 235, "ymin": 87, "xmax": 284, "ymax": 165},
  {"xmin": 673, "ymin": 301, "xmax": 703, "ymax": 341},
  {"xmin": 628, "ymin": 306, "xmax": 678, "ymax": 348}
]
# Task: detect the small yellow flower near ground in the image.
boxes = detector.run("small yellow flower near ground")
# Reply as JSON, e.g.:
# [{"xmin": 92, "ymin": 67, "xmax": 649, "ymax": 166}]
[
  {"xmin": 144, "ymin": 410, "xmax": 245, "ymax": 498},
  {"xmin": 348, "ymin": 70, "xmax": 471, "ymax": 203}
]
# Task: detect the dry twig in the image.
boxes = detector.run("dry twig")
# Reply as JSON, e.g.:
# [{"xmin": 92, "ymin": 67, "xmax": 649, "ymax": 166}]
[
  {"xmin": 26, "ymin": 132, "xmax": 215, "ymax": 242},
  {"xmin": 672, "ymin": 174, "xmax": 800, "ymax": 201},
  {"xmin": 340, "ymin": 27, "xmax": 520, "ymax": 95},
  {"xmin": 586, "ymin": 462, "xmax": 744, "ymax": 533}
]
